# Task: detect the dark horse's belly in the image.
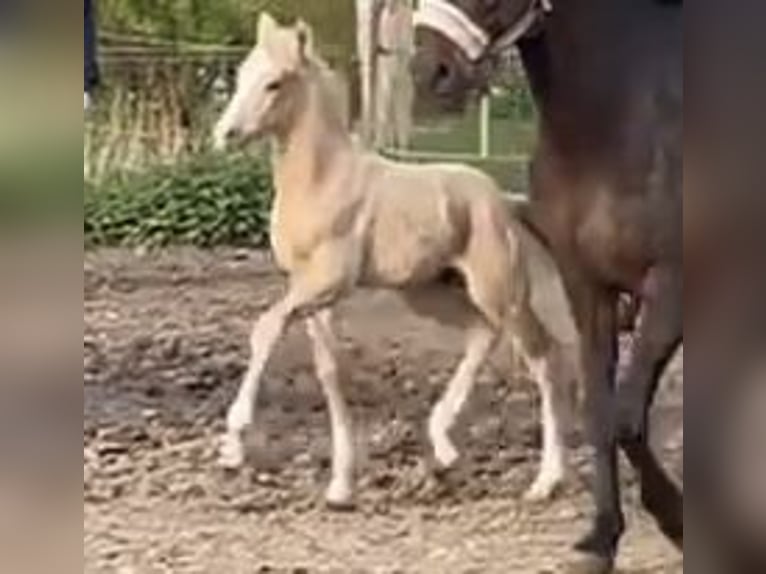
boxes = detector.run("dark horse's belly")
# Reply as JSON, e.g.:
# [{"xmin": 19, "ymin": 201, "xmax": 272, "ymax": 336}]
[
  {"xmin": 524, "ymin": 0, "xmax": 682, "ymax": 295},
  {"xmin": 528, "ymin": 147, "xmax": 673, "ymax": 294}
]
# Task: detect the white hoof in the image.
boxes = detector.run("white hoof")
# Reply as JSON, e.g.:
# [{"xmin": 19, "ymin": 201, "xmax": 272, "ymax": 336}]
[
  {"xmin": 226, "ymin": 398, "xmax": 252, "ymax": 434},
  {"xmin": 433, "ymin": 437, "xmax": 460, "ymax": 469},
  {"xmin": 429, "ymin": 406, "xmax": 459, "ymax": 469},
  {"xmin": 218, "ymin": 433, "xmax": 246, "ymax": 469},
  {"xmin": 325, "ymin": 481, "xmax": 355, "ymax": 510},
  {"xmin": 523, "ymin": 474, "xmax": 562, "ymax": 503}
]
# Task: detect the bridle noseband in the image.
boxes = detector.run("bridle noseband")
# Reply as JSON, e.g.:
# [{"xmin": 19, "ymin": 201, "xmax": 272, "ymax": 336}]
[{"xmin": 414, "ymin": 0, "xmax": 552, "ymax": 62}]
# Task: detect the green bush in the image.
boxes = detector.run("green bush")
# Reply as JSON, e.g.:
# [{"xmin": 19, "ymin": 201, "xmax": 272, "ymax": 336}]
[
  {"xmin": 85, "ymin": 153, "xmax": 273, "ymax": 248},
  {"xmin": 490, "ymin": 85, "xmax": 536, "ymax": 121}
]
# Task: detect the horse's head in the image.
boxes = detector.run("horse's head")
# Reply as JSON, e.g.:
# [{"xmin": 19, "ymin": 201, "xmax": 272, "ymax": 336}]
[
  {"xmin": 214, "ymin": 13, "xmax": 316, "ymax": 149},
  {"xmin": 411, "ymin": 0, "xmax": 548, "ymax": 113}
]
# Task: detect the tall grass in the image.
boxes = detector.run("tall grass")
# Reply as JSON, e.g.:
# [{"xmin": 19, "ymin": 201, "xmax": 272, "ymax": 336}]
[
  {"xmin": 84, "ymin": 51, "xmax": 240, "ymax": 182},
  {"xmin": 84, "ymin": 43, "xmax": 360, "ymax": 183},
  {"xmin": 100, "ymin": 0, "xmax": 357, "ymax": 57}
]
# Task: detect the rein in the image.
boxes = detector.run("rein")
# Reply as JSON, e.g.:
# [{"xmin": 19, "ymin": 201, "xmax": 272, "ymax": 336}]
[{"xmin": 414, "ymin": 0, "xmax": 552, "ymax": 62}]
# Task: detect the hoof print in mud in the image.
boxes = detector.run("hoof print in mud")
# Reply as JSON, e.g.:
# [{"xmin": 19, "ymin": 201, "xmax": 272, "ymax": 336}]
[
  {"xmin": 429, "ymin": 460, "xmax": 466, "ymax": 485},
  {"xmin": 422, "ymin": 462, "xmax": 471, "ymax": 501},
  {"xmin": 324, "ymin": 497, "xmax": 357, "ymax": 513}
]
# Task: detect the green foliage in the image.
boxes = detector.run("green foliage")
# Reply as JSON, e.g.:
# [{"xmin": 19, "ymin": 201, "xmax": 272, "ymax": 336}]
[
  {"xmin": 490, "ymin": 86, "xmax": 536, "ymax": 121},
  {"xmin": 100, "ymin": 0, "xmax": 356, "ymax": 58},
  {"xmin": 85, "ymin": 153, "xmax": 273, "ymax": 248}
]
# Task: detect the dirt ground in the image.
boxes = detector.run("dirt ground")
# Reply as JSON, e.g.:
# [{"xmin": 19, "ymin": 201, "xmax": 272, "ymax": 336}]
[{"xmin": 84, "ymin": 248, "xmax": 683, "ymax": 574}]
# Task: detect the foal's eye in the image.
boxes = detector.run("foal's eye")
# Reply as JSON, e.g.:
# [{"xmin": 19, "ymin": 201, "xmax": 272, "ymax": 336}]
[{"xmin": 265, "ymin": 80, "xmax": 282, "ymax": 92}]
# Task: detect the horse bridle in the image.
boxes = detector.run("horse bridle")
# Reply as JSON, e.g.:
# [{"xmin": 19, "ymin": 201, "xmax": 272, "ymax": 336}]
[{"xmin": 414, "ymin": 0, "xmax": 552, "ymax": 62}]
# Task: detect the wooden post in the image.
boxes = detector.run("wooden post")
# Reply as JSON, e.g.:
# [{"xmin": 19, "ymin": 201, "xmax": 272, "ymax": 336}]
[
  {"xmin": 479, "ymin": 94, "xmax": 491, "ymax": 158},
  {"xmin": 356, "ymin": 0, "xmax": 385, "ymax": 145},
  {"xmin": 375, "ymin": 0, "xmax": 414, "ymax": 149}
]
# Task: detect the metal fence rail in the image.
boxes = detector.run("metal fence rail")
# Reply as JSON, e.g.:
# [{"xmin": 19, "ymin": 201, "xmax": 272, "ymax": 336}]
[{"xmin": 86, "ymin": 42, "xmax": 535, "ymax": 189}]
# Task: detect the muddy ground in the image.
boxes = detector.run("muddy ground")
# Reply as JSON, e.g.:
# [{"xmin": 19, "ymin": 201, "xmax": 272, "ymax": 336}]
[{"xmin": 84, "ymin": 249, "xmax": 683, "ymax": 573}]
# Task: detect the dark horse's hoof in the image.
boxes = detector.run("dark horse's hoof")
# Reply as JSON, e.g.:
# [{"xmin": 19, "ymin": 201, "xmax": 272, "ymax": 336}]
[{"xmin": 562, "ymin": 553, "xmax": 615, "ymax": 574}]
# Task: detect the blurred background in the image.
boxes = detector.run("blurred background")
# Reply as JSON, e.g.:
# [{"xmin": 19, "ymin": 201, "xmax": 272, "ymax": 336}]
[{"xmin": 85, "ymin": 0, "xmax": 537, "ymax": 191}]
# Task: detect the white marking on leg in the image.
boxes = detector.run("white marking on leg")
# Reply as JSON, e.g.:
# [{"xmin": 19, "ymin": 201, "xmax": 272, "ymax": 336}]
[
  {"xmin": 219, "ymin": 294, "xmax": 296, "ymax": 469},
  {"xmin": 307, "ymin": 309, "xmax": 355, "ymax": 507},
  {"xmin": 524, "ymin": 352, "xmax": 568, "ymax": 502},
  {"xmin": 429, "ymin": 323, "xmax": 497, "ymax": 468}
]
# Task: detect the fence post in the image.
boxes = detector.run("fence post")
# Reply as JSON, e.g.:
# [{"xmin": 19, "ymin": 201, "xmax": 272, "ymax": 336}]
[
  {"xmin": 479, "ymin": 94, "xmax": 491, "ymax": 158},
  {"xmin": 357, "ymin": 0, "xmax": 385, "ymax": 146}
]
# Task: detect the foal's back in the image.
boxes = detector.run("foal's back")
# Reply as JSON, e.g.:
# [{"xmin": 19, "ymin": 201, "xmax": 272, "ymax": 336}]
[{"xmin": 359, "ymin": 156, "xmax": 513, "ymax": 296}]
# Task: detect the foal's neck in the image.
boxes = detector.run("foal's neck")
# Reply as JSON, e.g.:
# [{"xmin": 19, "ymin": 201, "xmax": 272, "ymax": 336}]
[{"xmin": 274, "ymin": 67, "xmax": 352, "ymax": 186}]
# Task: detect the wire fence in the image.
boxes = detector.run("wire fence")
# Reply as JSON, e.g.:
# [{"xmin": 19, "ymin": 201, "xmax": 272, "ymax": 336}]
[
  {"xmin": 85, "ymin": 39, "xmax": 536, "ymax": 190},
  {"xmin": 86, "ymin": 46, "xmax": 240, "ymax": 182}
]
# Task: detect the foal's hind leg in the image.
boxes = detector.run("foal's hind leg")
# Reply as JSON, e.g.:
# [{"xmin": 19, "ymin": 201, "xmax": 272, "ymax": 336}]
[
  {"xmin": 616, "ymin": 267, "xmax": 683, "ymax": 547},
  {"xmin": 523, "ymin": 347, "xmax": 572, "ymax": 502},
  {"xmin": 306, "ymin": 309, "xmax": 356, "ymax": 508},
  {"xmin": 428, "ymin": 212, "xmax": 507, "ymax": 467},
  {"xmin": 429, "ymin": 320, "xmax": 497, "ymax": 468}
]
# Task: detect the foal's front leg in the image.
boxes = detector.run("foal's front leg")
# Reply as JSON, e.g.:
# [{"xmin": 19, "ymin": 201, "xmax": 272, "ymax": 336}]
[
  {"xmin": 220, "ymin": 237, "xmax": 356, "ymax": 469},
  {"xmin": 219, "ymin": 291, "xmax": 301, "ymax": 468},
  {"xmin": 306, "ymin": 309, "xmax": 356, "ymax": 508},
  {"xmin": 219, "ymin": 283, "xmax": 338, "ymax": 469}
]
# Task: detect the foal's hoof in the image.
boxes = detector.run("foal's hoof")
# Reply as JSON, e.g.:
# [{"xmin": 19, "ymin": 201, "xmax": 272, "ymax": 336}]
[
  {"xmin": 218, "ymin": 434, "xmax": 246, "ymax": 469},
  {"xmin": 324, "ymin": 483, "xmax": 355, "ymax": 512},
  {"xmin": 522, "ymin": 478, "xmax": 561, "ymax": 503},
  {"xmin": 562, "ymin": 553, "xmax": 615, "ymax": 574},
  {"xmin": 432, "ymin": 440, "xmax": 460, "ymax": 471}
]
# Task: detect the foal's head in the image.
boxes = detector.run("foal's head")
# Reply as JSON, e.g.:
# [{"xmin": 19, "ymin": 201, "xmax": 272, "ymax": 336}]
[
  {"xmin": 411, "ymin": 0, "xmax": 548, "ymax": 112},
  {"xmin": 213, "ymin": 13, "xmax": 318, "ymax": 149}
]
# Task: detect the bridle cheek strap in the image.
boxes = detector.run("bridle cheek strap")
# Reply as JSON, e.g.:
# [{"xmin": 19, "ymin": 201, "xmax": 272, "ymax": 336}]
[
  {"xmin": 414, "ymin": 0, "xmax": 552, "ymax": 62},
  {"xmin": 414, "ymin": 0, "xmax": 490, "ymax": 61}
]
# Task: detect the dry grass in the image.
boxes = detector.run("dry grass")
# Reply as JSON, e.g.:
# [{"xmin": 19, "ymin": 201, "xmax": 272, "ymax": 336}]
[{"xmin": 84, "ymin": 52, "xmax": 240, "ymax": 182}]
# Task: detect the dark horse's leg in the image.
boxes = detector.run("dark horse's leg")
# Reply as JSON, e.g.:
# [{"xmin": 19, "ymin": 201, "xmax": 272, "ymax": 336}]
[
  {"xmin": 566, "ymin": 274, "xmax": 624, "ymax": 572},
  {"xmin": 616, "ymin": 267, "xmax": 683, "ymax": 547}
]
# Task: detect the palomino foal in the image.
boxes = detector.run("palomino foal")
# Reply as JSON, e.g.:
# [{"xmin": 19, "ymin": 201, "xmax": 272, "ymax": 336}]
[{"xmin": 213, "ymin": 13, "xmax": 579, "ymax": 508}]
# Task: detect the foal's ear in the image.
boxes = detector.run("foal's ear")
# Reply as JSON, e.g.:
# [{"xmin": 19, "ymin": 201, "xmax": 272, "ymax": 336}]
[
  {"xmin": 258, "ymin": 11, "xmax": 278, "ymax": 43},
  {"xmin": 295, "ymin": 19, "xmax": 314, "ymax": 62}
]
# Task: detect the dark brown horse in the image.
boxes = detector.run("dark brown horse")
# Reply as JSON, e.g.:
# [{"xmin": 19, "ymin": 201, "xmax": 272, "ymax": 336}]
[{"xmin": 411, "ymin": 0, "xmax": 682, "ymax": 571}]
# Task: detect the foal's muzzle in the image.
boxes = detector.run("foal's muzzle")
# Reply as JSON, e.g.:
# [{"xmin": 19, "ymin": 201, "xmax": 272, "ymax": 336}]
[{"xmin": 212, "ymin": 125, "xmax": 241, "ymax": 151}]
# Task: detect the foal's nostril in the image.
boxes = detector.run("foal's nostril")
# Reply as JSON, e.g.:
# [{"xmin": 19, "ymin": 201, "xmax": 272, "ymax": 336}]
[{"xmin": 214, "ymin": 125, "xmax": 239, "ymax": 150}]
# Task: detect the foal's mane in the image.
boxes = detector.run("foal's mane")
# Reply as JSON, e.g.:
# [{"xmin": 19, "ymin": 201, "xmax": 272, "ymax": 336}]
[
  {"xmin": 284, "ymin": 50, "xmax": 351, "ymax": 182},
  {"xmin": 301, "ymin": 53, "xmax": 349, "ymax": 132}
]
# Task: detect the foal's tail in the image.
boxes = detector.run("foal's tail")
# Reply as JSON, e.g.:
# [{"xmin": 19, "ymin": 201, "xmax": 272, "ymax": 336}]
[
  {"xmin": 502, "ymin": 195, "xmax": 579, "ymax": 350},
  {"xmin": 515, "ymin": 221, "xmax": 579, "ymax": 350},
  {"xmin": 502, "ymin": 195, "xmax": 583, "ymax": 424}
]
